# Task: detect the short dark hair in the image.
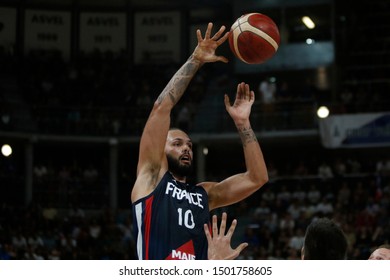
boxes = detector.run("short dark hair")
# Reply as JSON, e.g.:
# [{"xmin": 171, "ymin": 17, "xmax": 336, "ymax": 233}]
[{"xmin": 303, "ymin": 218, "xmax": 348, "ymax": 260}]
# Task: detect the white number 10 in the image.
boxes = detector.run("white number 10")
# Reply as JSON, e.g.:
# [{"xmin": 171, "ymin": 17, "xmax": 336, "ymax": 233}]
[{"xmin": 177, "ymin": 208, "xmax": 195, "ymax": 229}]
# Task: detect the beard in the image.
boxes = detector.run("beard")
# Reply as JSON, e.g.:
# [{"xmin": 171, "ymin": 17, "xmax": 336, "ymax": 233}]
[{"xmin": 167, "ymin": 154, "xmax": 193, "ymax": 178}]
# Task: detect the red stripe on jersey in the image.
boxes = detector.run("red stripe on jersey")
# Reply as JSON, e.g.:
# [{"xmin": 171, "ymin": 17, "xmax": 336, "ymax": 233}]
[{"xmin": 144, "ymin": 196, "xmax": 154, "ymax": 260}]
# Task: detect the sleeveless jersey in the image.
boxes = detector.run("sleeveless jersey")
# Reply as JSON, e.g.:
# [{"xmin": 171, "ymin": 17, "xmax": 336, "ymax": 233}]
[{"xmin": 132, "ymin": 171, "xmax": 210, "ymax": 260}]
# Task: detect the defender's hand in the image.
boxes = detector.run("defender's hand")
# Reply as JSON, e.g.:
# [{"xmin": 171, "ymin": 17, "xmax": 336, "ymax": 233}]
[{"xmin": 204, "ymin": 212, "xmax": 248, "ymax": 260}]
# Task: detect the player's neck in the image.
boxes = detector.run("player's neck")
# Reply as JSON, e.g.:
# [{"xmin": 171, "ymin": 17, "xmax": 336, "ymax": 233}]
[{"xmin": 170, "ymin": 172, "xmax": 187, "ymax": 183}]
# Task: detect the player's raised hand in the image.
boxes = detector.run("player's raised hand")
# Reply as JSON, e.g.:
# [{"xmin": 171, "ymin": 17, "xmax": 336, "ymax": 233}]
[
  {"xmin": 193, "ymin": 22, "xmax": 229, "ymax": 64},
  {"xmin": 224, "ymin": 82, "xmax": 255, "ymax": 125}
]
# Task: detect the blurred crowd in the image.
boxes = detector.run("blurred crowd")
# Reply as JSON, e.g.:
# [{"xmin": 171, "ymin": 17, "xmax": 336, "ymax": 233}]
[
  {"xmin": 236, "ymin": 182, "xmax": 389, "ymax": 260},
  {"xmin": 2, "ymin": 49, "xmax": 389, "ymax": 136},
  {"xmin": 0, "ymin": 203, "xmax": 136, "ymax": 260},
  {"xmin": 1, "ymin": 154, "xmax": 389, "ymax": 260},
  {"xmin": 234, "ymin": 156, "xmax": 390, "ymax": 260},
  {"xmin": 0, "ymin": 49, "xmax": 209, "ymax": 135}
]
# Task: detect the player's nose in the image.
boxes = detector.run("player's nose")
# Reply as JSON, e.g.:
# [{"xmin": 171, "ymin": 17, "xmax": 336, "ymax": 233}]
[{"xmin": 182, "ymin": 145, "xmax": 192, "ymax": 154}]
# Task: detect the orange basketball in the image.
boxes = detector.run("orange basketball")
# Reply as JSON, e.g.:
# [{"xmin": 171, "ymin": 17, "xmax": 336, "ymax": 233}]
[{"xmin": 229, "ymin": 13, "xmax": 280, "ymax": 64}]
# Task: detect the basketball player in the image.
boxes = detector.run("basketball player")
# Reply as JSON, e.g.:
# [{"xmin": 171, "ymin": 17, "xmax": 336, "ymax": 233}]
[{"xmin": 131, "ymin": 22, "xmax": 268, "ymax": 260}]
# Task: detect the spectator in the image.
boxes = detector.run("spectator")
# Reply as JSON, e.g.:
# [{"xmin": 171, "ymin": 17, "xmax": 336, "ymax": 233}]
[
  {"xmin": 33, "ymin": 163, "xmax": 48, "ymax": 182},
  {"xmin": 258, "ymin": 76, "xmax": 276, "ymax": 130},
  {"xmin": 279, "ymin": 213, "xmax": 295, "ymax": 231},
  {"xmin": 289, "ymin": 228, "xmax": 305, "ymax": 251},
  {"xmin": 292, "ymin": 185, "xmax": 306, "ymax": 202},
  {"xmin": 316, "ymin": 197, "xmax": 334, "ymax": 216},
  {"xmin": 307, "ymin": 184, "xmax": 322, "ymax": 204},
  {"xmin": 318, "ymin": 161, "xmax": 333, "ymax": 179}
]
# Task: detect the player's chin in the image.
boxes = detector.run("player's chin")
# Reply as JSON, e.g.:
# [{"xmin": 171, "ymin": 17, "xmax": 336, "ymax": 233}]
[
  {"xmin": 181, "ymin": 160, "xmax": 193, "ymax": 168},
  {"xmin": 177, "ymin": 164, "xmax": 193, "ymax": 177},
  {"xmin": 180, "ymin": 162, "xmax": 192, "ymax": 168}
]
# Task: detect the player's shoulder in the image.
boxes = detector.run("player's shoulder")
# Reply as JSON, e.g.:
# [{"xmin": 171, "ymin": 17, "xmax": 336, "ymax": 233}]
[
  {"xmin": 196, "ymin": 181, "xmax": 217, "ymax": 193},
  {"xmin": 131, "ymin": 169, "xmax": 168, "ymax": 203}
]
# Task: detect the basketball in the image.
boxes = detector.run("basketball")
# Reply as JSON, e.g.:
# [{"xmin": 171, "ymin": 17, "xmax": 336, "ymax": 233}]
[{"xmin": 229, "ymin": 13, "xmax": 280, "ymax": 64}]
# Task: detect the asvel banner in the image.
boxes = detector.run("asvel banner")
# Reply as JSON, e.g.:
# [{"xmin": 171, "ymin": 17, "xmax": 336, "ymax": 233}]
[
  {"xmin": 79, "ymin": 12, "xmax": 127, "ymax": 53},
  {"xmin": 24, "ymin": 9, "xmax": 71, "ymax": 59},
  {"xmin": 319, "ymin": 112, "xmax": 390, "ymax": 148},
  {"xmin": 133, "ymin": 11, "xmax": 181, "ymax": 64}
]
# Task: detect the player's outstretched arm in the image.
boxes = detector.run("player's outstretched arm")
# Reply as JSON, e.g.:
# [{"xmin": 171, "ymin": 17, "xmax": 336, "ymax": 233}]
[
  {"xmin": 204, "ymin": 82, "xmax": 268, "ymax": 210},
  {"xmin": 132, "ymin": 23, "xmax": 230, "ymax": 203},
  {"xmin": 204, "ymin": 212, "xmax": 248, "ymax": 260}
]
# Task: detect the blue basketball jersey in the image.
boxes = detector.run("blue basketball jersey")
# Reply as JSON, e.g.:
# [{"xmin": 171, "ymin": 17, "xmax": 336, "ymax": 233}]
[{"xmin": 132, "ymin": 171, "xmax": 210, "ymax": 260}]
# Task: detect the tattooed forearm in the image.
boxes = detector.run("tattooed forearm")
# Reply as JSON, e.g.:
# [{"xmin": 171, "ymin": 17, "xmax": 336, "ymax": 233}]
[
  {"xmin": 156, "ymin": 57, "xmax": 201, "ymax": 106},
  {"xmin": 238, "ymin": 126, "xmax": 258, "ymax": 147},
  {"xmin": 157, "ymin": 78, "xmax": 179, "ymax": 105}
]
